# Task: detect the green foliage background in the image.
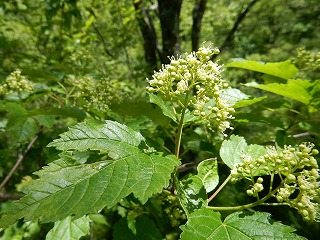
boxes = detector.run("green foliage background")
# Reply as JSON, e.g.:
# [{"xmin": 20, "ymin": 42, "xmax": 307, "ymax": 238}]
[{"xmin": 0, "ymin": 0, "xmax": 319, "ymax": 239}]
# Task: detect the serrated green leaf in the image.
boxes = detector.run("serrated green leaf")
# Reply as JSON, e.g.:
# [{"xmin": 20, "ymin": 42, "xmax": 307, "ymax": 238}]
[
  {"xmin": 226, "ymin": 59, "xmax": 298, "ymax": 80},
  {"xmin": 233, "ymin": 96, "xmax": 267, "ymax": 108},
  {"xmin": 0, "ymin": 152, "xmax": 179, "ymax": 227},
  {"xmin": 176, "ymin": 174, "xmax": 207, "ymax": 216},
  {"xmin": 180, "ymin": 208, "xmax": 306, "ymax": 240},
  {"xmin": 4, "ymin": 102, "xmax": 39, "ymax": 144},
  {"xmin": 220, "ymin": 135, "xmax": 247, "ymax": 169},
  {"xmin": 197, "ymin": 159, "xmax": 219, "ymax": 193},
  {"xmin": 47, "ymin": 119, "xmax": 147, "ymax": 158},
  {"xmin": 220, "ymin": 88, "xmax": 250, "ymax": 107},
  {"xmin": 45, "ymin": 216, "xmax": 90, "ymax": 240},
  {"xmin": 220, "ymin": 135, "xmax": 266, "ymax": 169},
  {"xmin": 6, "ymin": 116, "xmax": 38, "ymax": 144},
  {"xmin": 149, "ymin": 94, "xmax": 177, "ymax": 122},
  {"xmin": 245, "ymin": 79, "xmax": 314, "ymax": 105}
]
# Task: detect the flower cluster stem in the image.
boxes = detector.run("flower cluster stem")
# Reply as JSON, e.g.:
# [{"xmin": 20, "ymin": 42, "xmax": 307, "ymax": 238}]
[{"xmin": 208, "ymin": 174, "xmax": 232, "ymax": 202}]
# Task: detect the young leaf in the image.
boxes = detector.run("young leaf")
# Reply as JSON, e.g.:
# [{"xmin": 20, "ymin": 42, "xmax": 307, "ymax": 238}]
[
  {"xmin": 233, "ymin": 96, "xmax": 267, "ymax": 108},
  {"xmin": 220, "ymin": 88, "xmax": 250, "ymax": 107},
  {"xmin": 220, "ymin": 135, "xmax": 266, "ymax": 169},
  {"xmin": 46, "ymin": 216, "xmax": 90, "ymax": 240},
  {"xmin": 0, "ymin": 152, "xmax": 178, "ymax": 227},
  {"xmin": 180, "ymin": 208, "xmax": 306, "ymax": 240},
  {"xmin": 245, "ymin": 79, "xmax": 314, "ymax": 105},
  {"xmin": 47, "ymin": 119, "xmax": 147, "ymax": 158},
  {"xmin": 149, "ymin": 93, "xmax": 177, "ymax": 122},
  {"xmin": 176, "ymin": 174, "xmax": 207, "ymax": 216},
  {"xmin": 197, "ymin": 158, "xmax": 219, "ymax": 193},
  {"xmin": 226, "ymin": 60, "xmax": 298, "ymax": 80},
  {"xmin": 220, "ymin": 135, "xmax": 247, "ymax": 169}
]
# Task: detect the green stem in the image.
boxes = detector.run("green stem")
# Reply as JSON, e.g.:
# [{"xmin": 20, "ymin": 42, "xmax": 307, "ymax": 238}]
[
  {"xmin": 174, "ymin": 93, "xmax": 190, "ymax": 158},
  {"xmin": 174, "ymin": 109, "xmax": 186, "ymax": 158},
  {"xmin": 207, "ymin": 180, "xmax": 283, "ymax": 211},
  {"xmin": 208, "ymin": 174, "xmax": 232, "ymax": 202}
]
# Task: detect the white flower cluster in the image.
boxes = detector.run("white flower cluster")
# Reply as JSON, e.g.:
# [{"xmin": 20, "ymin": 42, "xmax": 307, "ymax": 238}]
[
  {"xmin": 0, "ymin": 69, "xmax": 34, "ymax": 96},
  {"xmin": 231, "ymin": 143, "xmax": 320, "ymax": 222},
  {"xmin": 146, "ymin": 46, "xmax": 234, "ymax": 133}
]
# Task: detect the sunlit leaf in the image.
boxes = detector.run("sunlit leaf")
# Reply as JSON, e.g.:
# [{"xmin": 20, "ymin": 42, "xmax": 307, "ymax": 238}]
[
  {"xmin": 180, "ymin": 208, "xmax": 306, "ymax": 240},
  {"xmin": 176, "ymin": 174, "xmax": 207, "ymax": 216},
  {"xmin": 46, "ymin": 216, "xmax": 90, "ymax": 240},
  {"xmin": 0, "ymin": 121, "xmax": 179, "ymax": 227},
  {"xmin": 197, "ymin": 159, "xmax": 219, "ymax": 193},
  {"xmin": 220, "ymin": 88, "xmax": 250, "ymax": 107},
  {"xmin": 220, "ymin": 135, "xmax": 266, "ymax": 169},
  {"xmin": 226, "ymin": 60, "xmax": 298, "ymax": 80},
  {"xmin": 245, "ymin": 79, "xmax": 314, "ymax": 104},
  {"xmin": 233, "ymin": 96, "xmax": 267, "ymax": 108},
  {"xmin": 47, "ymin": 119, "xmax": 147, "ymax": 158}
]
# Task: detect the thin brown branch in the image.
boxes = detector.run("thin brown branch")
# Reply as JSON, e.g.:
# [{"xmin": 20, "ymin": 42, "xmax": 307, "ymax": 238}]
[
  {"xmin": 0, "ymin": 134, "xmax": 39, "ymax": 191},
  {"xmin": 0, "ymin": 192, "xmax": 23, "ymax": 200},
  {"xmin": 212, "ymin": 0, "xmax": 259, "ymax": 60}
]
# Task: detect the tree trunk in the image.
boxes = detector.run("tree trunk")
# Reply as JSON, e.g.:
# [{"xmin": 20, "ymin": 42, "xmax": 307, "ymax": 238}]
[
  {"xmin": 133, "ymin": 0, "xmax": 158, "ymax": 70},
  {"xmin": 192, "ymin": 0, "xmax": 208, "ymax": 51},
  {"xmin": 158, "ymin": 0, "xmax": 182, "ymax": 63}
]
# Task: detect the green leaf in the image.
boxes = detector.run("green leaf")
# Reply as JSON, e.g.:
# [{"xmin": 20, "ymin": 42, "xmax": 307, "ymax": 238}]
[
  {"xmin": 149, "ymin": 94, "xmax": 177, "ymax": 122},
  {"xmin": 233, "ymin": 96, "xmax": 267, "ymax": 108},
  {"xmin": 180, "ymin": 208, "xmax": 306, "ymax": 240},
  {"xmin": 0, "ymin": 120, "xmax": 180, "ymax": 227},
  {"xmin": 220, "ymin": 135, "xmax": 247, "ymax": 169},
  {"xmin": 176, "ymin": 174, "xmax": 207, "ymax": 216},
  {"xmin": 45, "ymin": 216, "xmax": 90, "ymax": 240},
  {"xmin": 113, "ymin": 218, "xmax": 137, "ymax": 240},
  {"xmin": 47, "ymin": 119, "xmax": 147, "ymax": 158},
  {"xmin": 110, "ymin": 99, "xmax": 170, "ymax": 126},
  {"xmin": 197, "ymin": 159, "xmax": 219, "ymax": 193},
  {"xmin": 220, "ymin": 88, "xmax": 250, "ymax": 107},
  {"xmin": 4, "ymin": 103, "xmax": 39, "ymax": 144},
  {"xmin": 234, "ymin": 112, "xmax": 284, "ymax": 128},
  {"xmin": 226, "ymin": 60, "xmax": 298, "ymax": 80},
  {"xmin": 0, "ymin": 152, "xmax": 178, "ymax": 227},
  {"xmin": 220, "ymin": 135, "xmax": 266, "ymax": 169},
  {"xmin": 245, "ymin": 79, "xmax": 314, "ymax": 105}
]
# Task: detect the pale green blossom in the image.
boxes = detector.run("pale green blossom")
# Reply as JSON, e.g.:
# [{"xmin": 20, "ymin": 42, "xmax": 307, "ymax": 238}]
[{"xmin": 147, "ymin": 46, "xmax": 234, "ymax": 133}]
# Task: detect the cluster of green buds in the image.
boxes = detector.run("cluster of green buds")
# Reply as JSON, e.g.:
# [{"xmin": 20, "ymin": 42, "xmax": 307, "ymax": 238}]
[
  {"xmin": 74, "ymin": 76, "xmax": 126, "ymax": 112},
  {"xmin": 0, "ymin": 69, "xmax": 34, "ymax": 96},
  {"xmin": 157, "ymin": 190, "xmax": 186, "ymax": 227},
  {"xmin": 231, "ymin": 142, "xmax": 320, "ymax": 222},
  {"xmin": 146, "ymin": 46, "xmax": 234, "ymax": 133}
]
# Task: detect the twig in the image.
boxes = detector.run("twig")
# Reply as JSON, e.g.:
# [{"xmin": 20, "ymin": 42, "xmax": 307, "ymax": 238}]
[
  {"xmin": 0, "ymin": 134, "xmax": 39, "ymax": 191},
  {"xmin": 0, "ymin": 192, "xmax": 23, "ymax": 200},
  {"xmin": 208, "ymin": 174, "xmax": 232, "ymax": 202},
  {"xmin": 212, "ymin": 0, "xmax": 259, "ymax": 60}
]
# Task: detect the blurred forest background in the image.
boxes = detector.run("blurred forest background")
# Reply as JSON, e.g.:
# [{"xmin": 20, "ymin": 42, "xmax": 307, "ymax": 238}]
[{"xmin": 0, "ymin": 0, "xmax": 319, "ymax": 239}]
